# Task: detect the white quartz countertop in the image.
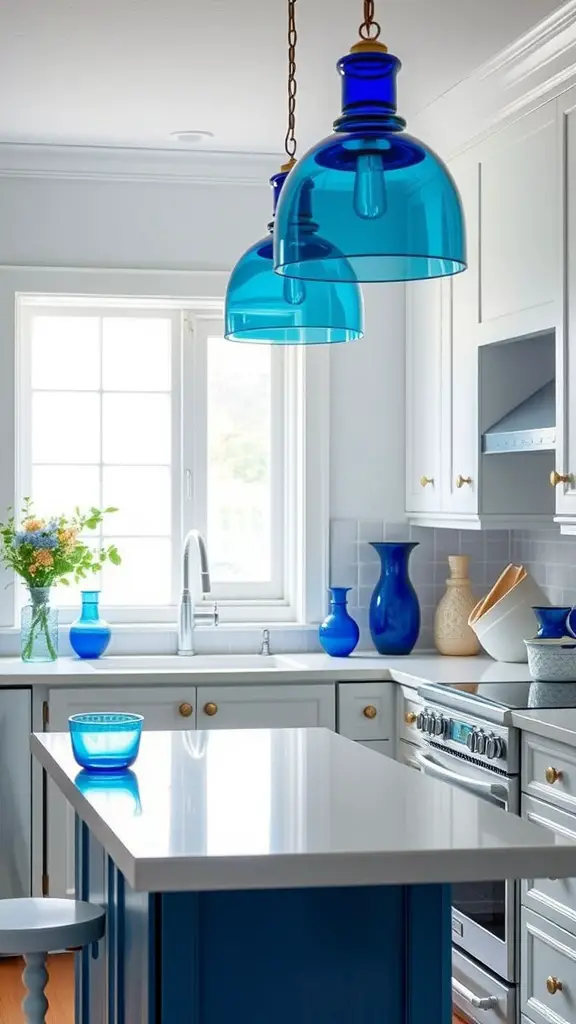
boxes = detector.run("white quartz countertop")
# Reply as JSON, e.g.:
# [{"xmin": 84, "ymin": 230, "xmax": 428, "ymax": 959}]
[
  {"xmin": 512, "ymin": 708, "xmax": 576, "ymax": 745},
  {"xmin": 32, "ymin": 728, "xmax": 576, "ymax": 893},
  {"xmin": 0, "ymin": 652, "xmax": 533, "ymax": 688}
]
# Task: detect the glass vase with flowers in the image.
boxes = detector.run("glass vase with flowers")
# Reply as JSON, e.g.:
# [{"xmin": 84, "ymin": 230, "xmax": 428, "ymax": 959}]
[{"xmin": 0, "ymin": 499, "xmax": 121, "ymax": 663}]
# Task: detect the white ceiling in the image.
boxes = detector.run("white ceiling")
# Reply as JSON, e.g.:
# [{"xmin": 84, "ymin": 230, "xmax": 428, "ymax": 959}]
[{"xmin": 0, "ymin": 0, "xmax": 564, "ymax": 154}]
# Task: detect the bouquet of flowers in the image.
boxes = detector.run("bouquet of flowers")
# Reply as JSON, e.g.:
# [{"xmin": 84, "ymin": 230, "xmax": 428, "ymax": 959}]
[{"xmin": 0, "ymin": 499, "xmax": 121, "ymax": 660}]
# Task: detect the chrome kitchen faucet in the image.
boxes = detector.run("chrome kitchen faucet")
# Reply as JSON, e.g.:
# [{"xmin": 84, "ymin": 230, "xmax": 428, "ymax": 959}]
[{"xmin": 178, "ymin": 530, "xmax": 218, "ymax": 655}]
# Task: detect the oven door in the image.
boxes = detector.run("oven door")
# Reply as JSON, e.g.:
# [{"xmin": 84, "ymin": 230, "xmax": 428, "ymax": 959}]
[{"xmin": 414, "ymin": 746, "xmax": 519, "ymax": 984}]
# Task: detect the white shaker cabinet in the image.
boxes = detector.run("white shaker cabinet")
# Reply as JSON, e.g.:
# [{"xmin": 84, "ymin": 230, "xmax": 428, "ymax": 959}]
[
  {"xmin": 554, "ymin": 86, "xmax": 576, "ymax": 529},
  {"xmin": 475, "ymin": 104, "xmax": 558, "ymax": 345},
  {"xmin": 196, "ymin": 684, "xmax": 335, "ymax": 731},
  {"xmin": 46, "ymin": 686, "xmax": 198, "ymax": 900},
  {"xmin": 405, "ymin": 278, "xmax": 443, "ymax": 514}
]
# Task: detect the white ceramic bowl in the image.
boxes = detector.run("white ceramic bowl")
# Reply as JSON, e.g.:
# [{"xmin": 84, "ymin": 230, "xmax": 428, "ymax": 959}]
[
  {"xmin": 525, "ymin": 638, "xmax": 576, "ymax": 682},
  {"xmin": 469, "ymin": 574, "xmax": 547, "ymax": 662}
]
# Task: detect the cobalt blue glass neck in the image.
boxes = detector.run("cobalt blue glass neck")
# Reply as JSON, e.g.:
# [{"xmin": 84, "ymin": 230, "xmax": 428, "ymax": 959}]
[
  {"xmin": 333, "ymin": 50, "xmax": 405, "ymax": 134},
  {"xmin": 270, "ymin": 170, "xmax": 289, "ymax": 219},
  {"xmin": 329, "ymin": 587, "xmax": 352, "ymax": 606}
]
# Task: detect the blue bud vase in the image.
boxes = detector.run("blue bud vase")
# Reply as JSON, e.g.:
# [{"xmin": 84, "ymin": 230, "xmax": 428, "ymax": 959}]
[
  {"xmin": 69, "ymin": 590, "xmax": 111, "ymax": 659},
  {"xmin": 319, "ymin": 587, "xmax": 360, "ymax": 657},
  {"xmin": 369, "ymin": 542, "xmax": 420, "ymax": 655}
]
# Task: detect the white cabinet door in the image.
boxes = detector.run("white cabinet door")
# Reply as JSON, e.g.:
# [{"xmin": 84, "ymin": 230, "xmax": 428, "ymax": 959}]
[
  {"xmin": 337, "ymin": 682, "xmax": 394, "ymax": 742},
  {"xmin": 476, "ymin": 104, "xmax": 558, "ymax": 345},
  {"xmin": 46, "ymin": 686, "xmax": 197, "ymax": 899},
  {"xmin": 555, "ymin": 86, "xmax": 576, "ymax": 524},
  {"xmin": 405, "ymin": 278, "xmax": 443, "ymax": 513},
  {"xmin": 196, "ymin": 684, "xmax": 336, "ymax": 731},
  {"xmin": 444, "ymin": 154, "xmax": 479, "ymax": 516}
]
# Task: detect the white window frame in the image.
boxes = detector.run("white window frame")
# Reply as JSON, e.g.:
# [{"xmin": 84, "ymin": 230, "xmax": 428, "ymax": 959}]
[{"xmin": 0, "ymin": 266, "xmax": 328, "ymax": 629}]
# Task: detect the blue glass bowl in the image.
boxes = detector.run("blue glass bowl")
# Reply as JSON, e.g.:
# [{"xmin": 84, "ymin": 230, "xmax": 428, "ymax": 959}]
[{"xmin": 69, "ymin": 713, "xmax": 143, "ymax": 771}]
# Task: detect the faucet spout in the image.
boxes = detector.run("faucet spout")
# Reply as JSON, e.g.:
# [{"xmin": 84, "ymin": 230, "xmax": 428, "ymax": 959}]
[{"xmin": 178, "ymin": 530, "xmax": 217, "ymax": 655}]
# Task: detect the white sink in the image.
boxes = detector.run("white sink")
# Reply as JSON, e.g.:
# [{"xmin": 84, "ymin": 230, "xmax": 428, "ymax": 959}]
[{"xmin": 88, "ymin": 654, "xmax": 303, "ymax": 672}]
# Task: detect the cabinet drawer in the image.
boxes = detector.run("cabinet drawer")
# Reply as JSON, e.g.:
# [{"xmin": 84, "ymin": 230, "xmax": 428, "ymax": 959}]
[
  {"xmin": 337, "ymin": 682, "xmax": 394, "ymax": 741},
  {"xmin": 522, "ymin": 795, "xmax": 576, "ymax": 936},
  {"xmin": 453, "ymin": 946, "xmax": 515, "ymax": 1024},
  {"xmin": 521, "ymin": 908, "xmax": 576, "ymax": 1024},
  {"xmin": 397, "ymin": 686, "xmax": 423, "ymax": 745},
  {"xmin": 48, "ymin": 686, "xmax": 198, "ymax": 730},
  {"xmin": 522, "ymin": 733, "xmax": 576, "ymax": 814},
  {"xmin": 196, "ymin": 684, "xmax": 335, "ymax": 730}
]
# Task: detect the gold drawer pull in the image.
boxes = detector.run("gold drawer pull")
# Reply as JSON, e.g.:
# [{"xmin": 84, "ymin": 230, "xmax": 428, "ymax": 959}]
[
  {"xmin": 546, "ymin": 976, "xmax": 563, "ymax": 995},
  {"xmin": 363, "ymin": 705, "xmax": 377, "ymax": 720},
  {"xmin": 456, "ymin": 475, "xmax": 472, "ymax": 489},
  {"xmin": 545, "ymin": 766, "xmax": 563, "ymax": 785},
  {"xmin": 420, "ymin": 476, "xmax": 434, "ymax": 488},
  {"xmin": 178, "ymin": 702, "xmax": 193, "ymax": 718},
  {"xmin": 404, "ymin": 711, "xmax": 417, "ymax": 726},
  {"xmin": 204, "ymin": 702, "xmax": 218, "ymax": 717},
  {"xmin": 550, "ymin": 470, "xmax": 572, "ymax": 487}
]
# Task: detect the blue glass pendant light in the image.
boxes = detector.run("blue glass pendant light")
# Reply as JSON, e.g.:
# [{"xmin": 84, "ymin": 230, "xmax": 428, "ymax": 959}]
[
  {"xmin": 273, "ymin": 2, "xmax": 466, "ymax": 283},
  {"xmin": 224, "ymin": 0, "xmax": 363, "ymax": 344}
]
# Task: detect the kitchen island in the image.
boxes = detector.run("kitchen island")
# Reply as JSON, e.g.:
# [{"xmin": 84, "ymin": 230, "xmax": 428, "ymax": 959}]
[{"xmin": 32, "ymin": 728, "xmax": 576, "ymax": 1024}]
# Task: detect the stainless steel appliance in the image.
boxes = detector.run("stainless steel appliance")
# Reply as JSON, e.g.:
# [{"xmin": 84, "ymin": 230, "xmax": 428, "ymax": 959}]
[
  {"xmin": 0, "ymin": 689, "xmax": 32, "ymax": 899},
  {"xmin": 413, "ymin": 683, "xmax": 530, "ymax": 1024}
]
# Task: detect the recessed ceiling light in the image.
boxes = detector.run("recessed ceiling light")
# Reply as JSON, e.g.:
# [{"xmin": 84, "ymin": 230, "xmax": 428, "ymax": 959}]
[{"xmin": 170, "ymin": 130, "xmax": 214, "ymax": 144}]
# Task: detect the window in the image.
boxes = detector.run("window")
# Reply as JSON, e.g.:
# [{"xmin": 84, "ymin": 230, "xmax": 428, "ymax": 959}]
[{"xmin": 10, "ymin": 280, "xmax": 327, "ymax": 627}]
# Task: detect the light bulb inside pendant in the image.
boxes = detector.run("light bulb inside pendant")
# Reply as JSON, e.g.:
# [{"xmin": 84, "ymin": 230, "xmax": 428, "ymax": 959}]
[
  {"xmin": 353, "ymin": 151, "xmax": 388, "ymax": 220},
  {"xmin": 283, "ymin": 275, "xmax": 306, "ymax": 306}
]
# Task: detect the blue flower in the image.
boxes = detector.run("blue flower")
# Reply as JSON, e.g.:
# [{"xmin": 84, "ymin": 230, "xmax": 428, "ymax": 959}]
[{"xmin": 13, "ymin": 529, "xmax": 58, "ymax": 550}]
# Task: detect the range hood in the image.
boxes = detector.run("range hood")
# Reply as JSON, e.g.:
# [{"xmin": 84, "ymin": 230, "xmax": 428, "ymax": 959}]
[{"xmin": 482, "ymin": 379, "xmax": 556, "ymax": 454}]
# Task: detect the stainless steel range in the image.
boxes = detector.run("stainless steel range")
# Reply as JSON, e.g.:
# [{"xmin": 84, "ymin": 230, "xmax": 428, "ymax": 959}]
[{"xmin": 412, "ymin": 679, "xmax": 574, "ymax": 1024}]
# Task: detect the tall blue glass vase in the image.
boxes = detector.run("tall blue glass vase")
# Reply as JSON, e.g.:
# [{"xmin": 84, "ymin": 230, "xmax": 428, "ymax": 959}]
[
  {"xmin": 70, "ymin": 590, "xmax": 111, "ymax": 659},
  {"xmin": 369, "ymin": 542, "xmax": 420, "ymax": 655},
  {"xmin": 319, "ymin": 587, "xmax": 360, "ymax": 657}
]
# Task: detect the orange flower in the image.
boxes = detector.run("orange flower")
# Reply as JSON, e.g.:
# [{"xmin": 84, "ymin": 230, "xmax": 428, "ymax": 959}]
[
  {"xmin": 28, "ymin": 564, "xmax": 37, "ymax": 576},
  {"xmin": 34, "ymin": 550, "xmax": 54, "ymax": 568},
  {"xmin": 24, "ymin": 518, "xmax": 45, "ymax": 532},
  {"xmin": 58, "ymin": 528, "xmax": 78, "ymax": 549}
]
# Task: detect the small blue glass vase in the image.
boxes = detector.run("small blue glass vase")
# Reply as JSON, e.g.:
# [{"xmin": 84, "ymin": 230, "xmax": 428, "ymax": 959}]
[
  {"xmin": 369, "ymin": 542, "xmax": 420, "ymax": 655},
  {"xmin": 319, "ymin": 587, "xmax": 360, "ymax": 657},
  {"xmin": 70, "ymin": 590, "xmax": 111, "ymax": 659}
]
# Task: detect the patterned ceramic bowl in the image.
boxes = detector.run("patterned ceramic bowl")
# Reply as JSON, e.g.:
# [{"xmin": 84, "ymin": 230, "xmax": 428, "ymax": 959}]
[{"xmin": 524, "ymin": 638, "xmax": 576, "ymax": 682}]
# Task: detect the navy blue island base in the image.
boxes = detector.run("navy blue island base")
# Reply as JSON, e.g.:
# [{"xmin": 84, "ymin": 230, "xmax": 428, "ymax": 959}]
[{"xmin": 75, "ymin": 821, "xmax": 452, "ymax": 1024}]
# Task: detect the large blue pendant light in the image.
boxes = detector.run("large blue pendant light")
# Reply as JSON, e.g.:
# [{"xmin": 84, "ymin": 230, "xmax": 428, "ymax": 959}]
[
  {"xmin": 273, "ymin": 1, "xmax": 466, "ymax": 284},
  {"xmin": 224, "ymin": 0, "xmax": 363, "ymax": 344}
]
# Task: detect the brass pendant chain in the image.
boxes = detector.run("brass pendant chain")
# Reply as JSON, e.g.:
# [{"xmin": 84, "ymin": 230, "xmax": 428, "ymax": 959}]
[
  {"xmin": 283, "ymin": 0, "xmax": 297, "ymax": 171},
  {"xmin": 359, "ymin": 0, "xmax": 381, "ymax": 40}
]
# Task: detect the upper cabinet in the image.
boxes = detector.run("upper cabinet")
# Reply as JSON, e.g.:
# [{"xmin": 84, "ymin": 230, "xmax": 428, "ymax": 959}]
[
  {"xmin": 475, "ymin": 105, "xmax": 559, "ymax": 345},
  {"xmin": 405, "ymin": 278, "xmax": 443, "ymax": 514}
]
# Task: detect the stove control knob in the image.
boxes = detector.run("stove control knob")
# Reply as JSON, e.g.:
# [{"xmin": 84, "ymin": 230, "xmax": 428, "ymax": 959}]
[
  {"xmin": 427, "ymin": 714, "xmax": 436, "ymax": 735},
  {"xmin": 466, "ymin": 729, "xmax": 477, "ymax": 753},
  {"xmin": 494, "ymin": 737, "xmax": 506, "ymax": 759},
  {"xmin": 485, "ymin": 734, "xmax": 497, "ymax": 759},
  {"xmin": 416, "ymin": 711, "xmax": 424, "ymax": 731},
  {"xmin": 476, "ymin": 731, "xmax": 486, "ymax": 755},
  {"xmin": 442, "ymin": 717, "xmax": 451, "ymax": 740},
  {"xmin": 434, "ymin": 715, "xmax": 444, "ymax": 736}
]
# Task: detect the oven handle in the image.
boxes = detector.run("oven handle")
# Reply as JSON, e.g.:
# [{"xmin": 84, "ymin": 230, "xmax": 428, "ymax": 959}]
[
  {"xmin": 414, "ymin": 750, "xmax": 509, "ymax": 804},
  {"xmin": 452, "ymin": 978, "xmax": 499, "ymax": 1010}
]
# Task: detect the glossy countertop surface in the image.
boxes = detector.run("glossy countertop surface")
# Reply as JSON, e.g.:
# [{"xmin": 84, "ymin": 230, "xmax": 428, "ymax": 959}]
[
  {"xmin": 32, "ymin": 728, "xmax": 576, "ymax": 893},
  {"xmin": 512, "ymin": 707, "xmax": 576, "ymax": 745},
  {"xmin": 0, "ymin": 652, "xmax": 532, "ymax": 688}
]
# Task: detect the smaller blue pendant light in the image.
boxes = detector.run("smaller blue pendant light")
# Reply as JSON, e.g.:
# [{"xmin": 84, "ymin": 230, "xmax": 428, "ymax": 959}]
[
  {"xmin": 224, "ymin": 0, "xmax": 363, "ymax": 344},
  {"xmin": 273, "ymin": 1, "xmax": 466, "ymax": 284}
]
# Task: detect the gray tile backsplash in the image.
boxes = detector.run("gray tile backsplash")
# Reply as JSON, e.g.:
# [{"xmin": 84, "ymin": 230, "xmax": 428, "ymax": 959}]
[
  {"xmin": 511, "ymin": 529, "xmax": 576, "ymax": 606},
  {"xmin": 329, "ymin": 520, "xmax": 512, "ymax": 650}
]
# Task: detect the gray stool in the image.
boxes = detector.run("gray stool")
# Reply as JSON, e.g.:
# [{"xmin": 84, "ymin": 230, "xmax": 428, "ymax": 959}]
[{"xmin": 0, "ymin": 897, "xmax": 105, "ymax": 1023}]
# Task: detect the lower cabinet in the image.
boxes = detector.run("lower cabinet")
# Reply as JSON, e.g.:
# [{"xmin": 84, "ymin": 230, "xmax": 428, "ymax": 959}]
[
  {"xmin": 45, "ymin": 682, "xmax": 336, "ymax": 898},
  {"xmin": 521, "ymin": 908, "xmax": 576, "ymax": 1024}
]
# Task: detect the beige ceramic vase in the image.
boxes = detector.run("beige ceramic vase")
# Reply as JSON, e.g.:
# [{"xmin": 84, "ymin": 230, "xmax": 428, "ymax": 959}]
[{"xmin": 434, "ymin": 555, "xmax": 480, "ymax": 656}]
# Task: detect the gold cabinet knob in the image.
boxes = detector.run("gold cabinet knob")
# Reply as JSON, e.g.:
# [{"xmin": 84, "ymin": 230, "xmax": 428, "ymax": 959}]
[
  {"xmin": 546, "ymin": 976, "xmax": 563, "ymax": 995},
  {"xmin": 545, "ymin": 766, "xmax": 563, "ymax": 784},
  {"xmin": 404, "ymin": 711, "xmax": 418, "ymax": 726},
  {"xmin": 178, "ymin": 702, "xmax": 193, "ymax": 718},
  {"xmin": 550, "ymin": 470, "xmax": 571, "ymax": 487},
  {"xmin": 420, "ymin": 476, "xmax": 434, "ymax": 488},
  {"xmin": 363, "ymin": 705, "xmax": 377, "ymax": 720},
  {"xmin": 203, "ymin": 702, "xmax": 218, "ymax": 717},
  {"xmin": 456, "ymin": 475, "xmax": 473, "ymax": 489}
]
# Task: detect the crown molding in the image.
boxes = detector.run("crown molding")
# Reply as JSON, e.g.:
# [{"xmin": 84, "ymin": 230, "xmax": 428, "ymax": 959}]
[
  {"xmin": 0, "ymin": 142, "xmax": 282, "ymax": 185},
  {"xmin": 410, "ymin": 0, "xmax": 576, "ymax": 157}
]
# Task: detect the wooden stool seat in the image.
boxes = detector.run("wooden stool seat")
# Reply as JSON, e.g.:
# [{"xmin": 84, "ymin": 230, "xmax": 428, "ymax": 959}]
[{"xmin": 0, "ymin": 898, "xmax": 105, "ymax": 1023}]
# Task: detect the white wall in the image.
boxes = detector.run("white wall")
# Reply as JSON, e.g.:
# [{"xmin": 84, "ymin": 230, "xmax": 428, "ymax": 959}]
[{"xmin": 0, "ymin": 170, "xmax": 406, "ymax": 524}]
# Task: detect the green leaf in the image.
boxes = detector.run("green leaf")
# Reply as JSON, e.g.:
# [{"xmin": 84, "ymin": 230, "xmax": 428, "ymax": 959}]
[
  {"xmin": 108, "ymin": 547, "xmax": 121, "ymax": 566},
  {"xmin": 104, "ymin": 507, "xmax": 118, "ymax": 514},
  {"xmin": 59, "ymin": 577, "xmax": 70, "ymax": 586}
]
